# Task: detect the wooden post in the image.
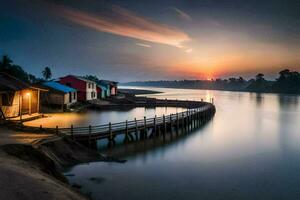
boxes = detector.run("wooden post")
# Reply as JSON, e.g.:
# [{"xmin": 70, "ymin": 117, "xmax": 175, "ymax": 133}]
[
  {"xmin": 176, "ymin": 113, "xmax": 179, "ymax": 135},
  {"xmin": 163, "ymin": 115, "xmax": 166, "ymax": 140},
  {"xmin": 40, "ymin": 125, "xmax": 42, "ymax": 131},
  {"xmin": 56, "ymin": 125, "xmax": 58, "ymax": 135},
  {"xmin": 125, "ymin": 120, "xmax": 129, "ymax": 142},
  {"xmin": 134, "ymin": 118, "xmax": 138, "ymax": 140},
  {"xmin": 185, "ymin": 111, "xmax": 188, "ymax": 132},
  {"xmin": 88, "ymin": 125, "xmax": 92, "ymax": 148},
  {"xmin": 28, "ymin": 91, "xmax": 32, "ymax": 115},
  {"xmin": 163, "ymin": 115, "xmax": 166, "ymax": 133},
  {"xmin": 197, "ymin": 109, "xmax": 200, "ymax": 127},
  {"xmin": 191, "ymin": 110, "xmax": 193, "ymax": 129},
  {"xmin": 170, "ymin": 114, "xmax": 173, "ymax": 135},
  {"xmin": 109, "ymin": 122, "xmax": 112, "ymax": 141},
  {"xmin": 37, "ymin": 90, "xmax": 40, "ymax": 113},
  {"xmin": 71, "ymin": 124, "xmax": 74, "ymax": 139},
  {"xmin": 154, "ymin": 115, "xmax": 157, "ymax": 137},
  {"xmin": 193, "ymin": 110, "xmax": 196, "ymax": 128},
  {"xmin": 144, "ymin": 116, "xmax": 147, "ymax": 139},
  {"xmin": 19, "ymin": 91, "xmax": 22, "ymax": 121},
  {"xmin": 181, "ymin": 112, "xmax": 184, "ymax": 133}
]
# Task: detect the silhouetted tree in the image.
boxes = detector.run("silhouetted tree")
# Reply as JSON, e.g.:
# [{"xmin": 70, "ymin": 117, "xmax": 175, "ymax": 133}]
[
  {"xmin": 0, "ymin": 55, "xmax": 29, "ymax": 82},
  {"xmin": 246, "ymin": 73, "xmax": 270, "ymax": 92},
  {"xmin": 272, "ymin": 69, "xmax": 300, "ymax": 93},
  {"xmin": 0, "ymin": 55, "xmax": 13, "ymax": 71},
  {"xmin": 42, "ymin": 67, "xmax": 52, "ymax": 80},
  {"xmin": 255, "ymin": 73, "xmax": 265, "ymax": 81}
]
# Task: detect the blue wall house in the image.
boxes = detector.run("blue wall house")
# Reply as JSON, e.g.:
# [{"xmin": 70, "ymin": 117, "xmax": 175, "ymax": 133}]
[
  {"xmin": 41, "ymin": 81, "xmax": 77, "ymax": 110},
  {"xmin": 97, "ymin": 80, "xmax": 118, "ymax": 98}
]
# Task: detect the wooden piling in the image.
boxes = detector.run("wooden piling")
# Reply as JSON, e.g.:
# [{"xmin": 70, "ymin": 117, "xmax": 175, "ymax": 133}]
[
  {"xmin": 163, "ymin": 115, "xmax": 166, "ymax": 140},
  {"xmin": 88, "ymin": 125, "xmax": 92, "ymax": 148},
  {"xmin": 134, "ymin": 118, "xmax": 138, "ymax": 140},
  {"xmin": 109, "ymin": 122, "xmax": 112, "ymax": 141},
  {"xmin": 154, "ymin": 115, "xmax": 157, "ymax": 137},
  {"xmin": 163, "ymin": 115, "xmax": 167, "ymax": 134},
  {"xmin": 181, "ymin": 112, "xmax": 185, "ymax": 133},
  {"xmin": 144, "ymin": 116, "xmax": 147, "ymax": 139},
  {"xmin": 176, "ymin": 113, "xmax": 179, "ymax": 135},
  {"xmin": 125, "ymin": 120, "xmax": 129, "ymax": 142},
  {"xmin": 71, "ymin": 124, "xmax": 74, "ymax": 139},
  {"xmin": 170, "ymin": 114, "xmax": 173, "ymax": 135},
  {"xmin": 56, "ymin": 125, "xmax": 58, "ymax": 135}
]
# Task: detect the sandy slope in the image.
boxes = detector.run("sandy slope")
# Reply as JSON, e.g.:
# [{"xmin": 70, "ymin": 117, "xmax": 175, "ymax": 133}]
[{"xmin": 0, "ymin": 149, "xmax": 87, "ymax": 200}]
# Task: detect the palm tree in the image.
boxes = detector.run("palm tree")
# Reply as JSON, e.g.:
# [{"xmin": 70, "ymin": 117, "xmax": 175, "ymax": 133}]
[{"xmin": 42, "ymin": 67, "xmax": 52, "ymax": 80}]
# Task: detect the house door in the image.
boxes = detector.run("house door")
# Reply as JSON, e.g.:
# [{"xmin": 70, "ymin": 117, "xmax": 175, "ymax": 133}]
[{"xmin": 69, "ymin": 92, "xmax": 72, "ymax": 103}]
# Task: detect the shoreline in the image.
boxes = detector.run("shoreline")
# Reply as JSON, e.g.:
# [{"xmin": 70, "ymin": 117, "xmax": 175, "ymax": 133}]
[
  {"xmin": 120, "ymin": 85, "xmax": 300, "ymax": 95},
  {"xmin": 0, "ymin": 132, "xmax": 123, "ymax": 200},
  {"xmin": 118, "ymin": 88, "xmax": 162, "ymax": 95}
]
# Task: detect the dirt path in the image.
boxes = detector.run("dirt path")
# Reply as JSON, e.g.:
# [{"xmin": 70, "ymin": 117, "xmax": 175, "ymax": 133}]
[{"xmin": 0, "ymin": 127, "xmax": 53, "ymax": 145}]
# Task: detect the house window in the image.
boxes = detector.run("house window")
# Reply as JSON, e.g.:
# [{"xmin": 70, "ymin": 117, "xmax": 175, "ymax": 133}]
[
  {"xmin": 91, "ymin": 92, "xmax": 95, "ymax": 98},
  {"xmin": 88, "ymin": 83, "xmax": 91, "ymax": 88}
]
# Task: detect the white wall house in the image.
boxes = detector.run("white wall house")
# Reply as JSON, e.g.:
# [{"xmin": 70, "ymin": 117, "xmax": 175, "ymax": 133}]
[{"xmin": 85, "ymin": 81, "xmax": 97, "ymax": 100}]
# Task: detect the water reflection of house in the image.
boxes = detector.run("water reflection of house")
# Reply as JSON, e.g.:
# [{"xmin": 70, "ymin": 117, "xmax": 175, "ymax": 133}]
[
  {"xmin": 59, "ymin": 75, "xmax": 97, "ymax": 102},
  {"xmin": 97, "ymin": 80, "xmax": 118, "ymax": 98},
  {"xmin": 0, "ymin": 73, "xmax": 47, "ymax": 120},
  {"xmin": 41, "ymin": 81, "xmax": 77, "ymax": 110}
]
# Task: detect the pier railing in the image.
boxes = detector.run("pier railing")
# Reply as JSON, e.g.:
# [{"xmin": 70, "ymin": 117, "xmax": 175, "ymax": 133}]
[
  {"xmin": 20, "ymin": 99, "xmax": 216, "ymax": 147},
  {"xmin": 57, "ymin": 104, "xmax": 212, "ymax": 136}
]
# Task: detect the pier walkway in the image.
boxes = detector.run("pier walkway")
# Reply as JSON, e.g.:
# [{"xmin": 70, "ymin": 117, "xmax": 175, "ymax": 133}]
[{"xmin": 20, "ymin": 99, "xmax": 216, "ymax": 148}]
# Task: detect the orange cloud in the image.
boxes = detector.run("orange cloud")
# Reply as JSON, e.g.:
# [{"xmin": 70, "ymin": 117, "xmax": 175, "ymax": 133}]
[{"xmin": 57, "ymin": 5, "xmax": 190, "ymax": 48}]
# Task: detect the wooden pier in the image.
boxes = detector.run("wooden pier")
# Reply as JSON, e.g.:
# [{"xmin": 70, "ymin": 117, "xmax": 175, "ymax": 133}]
[
  {"xmin": 22, "ymin": 99, "xmax": 216, "ymax": 148},
  {"xmin": 63, "ymin": 101, "xmax": 215, "ymax": 148}
]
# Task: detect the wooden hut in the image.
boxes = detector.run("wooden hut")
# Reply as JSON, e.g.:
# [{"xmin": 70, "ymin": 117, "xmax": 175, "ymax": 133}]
[
  {"xmin": 0, "ymin": 73, "xmax": 47, "ymax": 120},
  {"xmin": 41, "ymin": 81, "xmax": 77, "ymax": 110}
]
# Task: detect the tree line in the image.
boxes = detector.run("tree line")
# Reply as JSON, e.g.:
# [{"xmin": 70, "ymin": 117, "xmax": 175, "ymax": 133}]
[
  {"xmin": 124, "ymin": 70, "xmax": 300, "ymax": 94},
  {"xmin": 0, "ymin": 55, "xmax": 52, "ymax": 83}
]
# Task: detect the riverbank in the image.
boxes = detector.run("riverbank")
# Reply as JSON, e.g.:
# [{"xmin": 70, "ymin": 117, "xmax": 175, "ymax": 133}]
[
  {"xmin": 118, "ymin": 88, "xmax": 162, "ymax": 95},
  {"xmin": 0, "ymin": 143, "xmax": 87, "ymax": 199},
  {"xmin": 120, "ymin": 84, "xmax": 300, "ymax": 95},
  {"xmin": 0, "ymin": 129, "xmax": 115, "ymax": 200}
]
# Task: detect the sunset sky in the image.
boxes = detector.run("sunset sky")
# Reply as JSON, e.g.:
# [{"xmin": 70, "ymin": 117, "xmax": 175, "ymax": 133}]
[{"xmin": 1, "ymin": 0, "xmax": 300, "ymax": 81}]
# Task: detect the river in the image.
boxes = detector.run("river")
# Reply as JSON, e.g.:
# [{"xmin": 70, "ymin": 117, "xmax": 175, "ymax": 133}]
[{"xmin": 64, "ymin": 87, "xmax": 300, "ymax": 200}]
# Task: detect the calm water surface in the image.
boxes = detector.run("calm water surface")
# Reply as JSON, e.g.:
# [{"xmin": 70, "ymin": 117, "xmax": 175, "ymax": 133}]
[
  {"xmin": 65, "ymin": 87, "xmax": 300, "ymax": 200},
  {"xmin": 25, "ymin": 106, "xmax": 187, "ymax": 128}
]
